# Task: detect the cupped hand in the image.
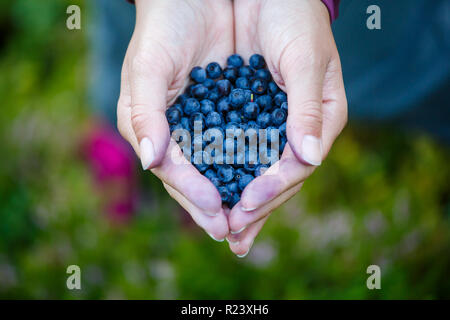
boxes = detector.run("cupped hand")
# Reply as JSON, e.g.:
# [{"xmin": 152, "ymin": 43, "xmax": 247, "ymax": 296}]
[
  {"xmin": 117, "ymin": 0, "xmax": 234, "ymax": 241},
  {"xmin": 227, "ymin": 0, "xmax": 348, "ymax": 256}
]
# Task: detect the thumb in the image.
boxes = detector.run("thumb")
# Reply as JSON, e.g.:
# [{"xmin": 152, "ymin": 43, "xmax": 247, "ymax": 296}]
[
  {"xmin": 284, "ymin": 58, "xmax": 326, "ymax": 166},
  {"xmin": 128, "ymin": 55, "xmax": 170, "ymax": 170}
]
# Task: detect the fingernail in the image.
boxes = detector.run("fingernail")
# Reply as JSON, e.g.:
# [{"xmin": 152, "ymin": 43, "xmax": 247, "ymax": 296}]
[
  {"xmin": 236, "ymin": 250, "xmax": 249, "ymax": 258},
  {"xmin": 205, "ymin": 211, "xmax": 220, "ymax": 217},
  {"xmin": 226, "ymin": 238, "xmax": 240, "ymax": 245},
  {"xmin": 241, "ymin": 205, "xmax": 257, "ymax": 212},
  {"xmin": 230, "ymin": 226, "xmax": 246, "ymax": 235},
  {"xmin": 207, "ymin": 233, "xmax": 224, "ymax": 242},
  {"xmin": 301, "ymin": 135, "xmax": 322, "ymax": 166},
  {"xmin": 236, "ymin": 240, "xmax": 254, "ymax": 258},
  {"xmin": 140, "ymin": 137, "xmax": 155, "ymax": 170}
]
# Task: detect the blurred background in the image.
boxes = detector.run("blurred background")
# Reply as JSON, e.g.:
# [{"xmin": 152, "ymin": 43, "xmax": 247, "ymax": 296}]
[{"xmin": 0, "ymin": 0, "xmax": 449, "ymax": 299}]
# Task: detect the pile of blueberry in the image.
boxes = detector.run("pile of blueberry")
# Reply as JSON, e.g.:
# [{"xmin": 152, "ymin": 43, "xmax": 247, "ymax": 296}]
[{"xmin": 165, "ymin": 54, "xmax": 288, "ymax": 208}]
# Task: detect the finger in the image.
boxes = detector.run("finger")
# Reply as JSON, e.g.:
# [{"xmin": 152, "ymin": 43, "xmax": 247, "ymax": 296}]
[
  {"xmin": 128, "ymin": 52, "xmax": 171, "ymax": 170},
  {"xmin": 227, "ymin": 216, "xmax": 269, "ymax": 258},
  {"xmin": 321, "ymin": 53, "xmax": 348, "ymax": 156},
  {"xmin": 163, "ymin": 183, "xmax": 229, "ymax": 241},
  {"xmin": 281, "ymin": 44, "xmax": 328, "ymax": 167},
  {"xmin": 229, "ymin": 182, "xmax": 302, "ymax": 234},
  {"xmin": 239, "ymin": 145, "xmax": 312, "ymax": 211},
  {"xmin": 117, "ymin": 56, "xmax": 140, "ymax": 153},
  {"xmin": 152, "ymin": 139, "xmax": 223, "ymax": 216}
]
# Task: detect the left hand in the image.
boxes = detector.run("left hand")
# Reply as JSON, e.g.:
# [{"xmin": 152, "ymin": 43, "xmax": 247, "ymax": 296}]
[{"xmin": 227, "ymin": 0, "xmax": 348, "ymax": 257}]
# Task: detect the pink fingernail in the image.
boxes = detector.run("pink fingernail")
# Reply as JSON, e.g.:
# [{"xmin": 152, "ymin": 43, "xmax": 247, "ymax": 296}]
[
  {"xmin": 230, "ymin": 226, "xmax": 246, "ymax": 235},
  {"xmin": 241, "ymin": 205, "xmax": 257, "ymax": 212}
]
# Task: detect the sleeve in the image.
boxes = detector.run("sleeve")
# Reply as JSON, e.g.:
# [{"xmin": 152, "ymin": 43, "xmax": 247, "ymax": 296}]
[{"xmin": 321, "ymin": 0, "xmax": 340, "ymax": 23}]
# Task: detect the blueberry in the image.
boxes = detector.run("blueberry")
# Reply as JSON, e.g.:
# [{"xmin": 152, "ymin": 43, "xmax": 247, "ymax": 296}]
[
  {"xmin": 203, "ymin": 78, "xmax": 216, "ymax": 90},
  {"xmin": 279, "ymin": 122, "xmax": 286, "ymax": 137},
  {"xmin": 268, "ymin": 81, "xmax": 280, "ymax": 96},
  {"xmin": 170, "ymin": 123, "xmax": 183, "ymax": 133},
  {"xmin": 191, "ymin": 84, "xmax": 208, "ymax": 99},
  {"xmin": 227, "ymin": 110, "xmax": 242, "ymax": 123},
  {"xmin": 177, "ymin": 93, "xmax": 190, "ymax": 106},
  {"xmin": 227, "ymin": 54, "xmax": 244, "ymax": 68},
  {"xmin": 224, "ymin": 122, "xmax": 242, "ymax": 133},
  {"xmin": 223, "ymin": 67, "xmax": 238, "ymax": 82},
  {"xmin": 190, "ymin": 112, "xmax": 205, "ymax": 129},
  {"xmin": 229, "ymin": 193, "xmax": 241, "ymax": 208},
  {"xmin": 281, "ymin": 101, "xmax": 288, "ymax": 111},
  {"xmin": 218, "ymin": 186, "xmax": 230, "ymax": 203},
  {"xmin": 206, "ymin": 62, "xmax": 222, "ymax": 79},
  {"xmin": 166, "ymin": 107, "xmax": 182, "ymax": 124},
  {"xmin": 200, "ymin": 99, "xmax": 215, "ymax": 115},
  {"xmin": 273, "ymin": 92, "xmax": 287, "ymax": 107},
  {"xmin": 229, "ymin": 89, "xmax": 246, "ymax": 108},
  {"xmin": 241, "ymin": 89, "xmax": 252, "ymax": 102},
  {"xmin": 217, "ymin": 165, "xmax": 234, "ymax": 183},
  {"xmin": 190, "ymin": 66, "xmax": 207, "ymax": 83},
  {"xmin": 255, "ymin": 69, "xmax": 272, "ymax": 81},
  {"xmin": 256, "ymin": 95, "xmax": 272, "ymax": 111},
  {"xmin": 184, "ymin": 98, "xmax": 201, "ymax": 115},
  {"xmin": 249, "ymin": 54, "xmax": 266, "ymax": 69},
  {"xmin": 255, "ymin": 164, "xmax": 269, "ymax": 177},
  {"xmin": 247, "ymin": 121, "xmax": 259, "ymax": 130},
  {"xmin": 243, "ymin": 102, "xmax": 260, "ymax": 120},
  {"xmin": 172, "ymin": 104, "xmax": 183, "ymax": 114},
  {"xmin": 239, "ymin": 66, "xmax": 254, "ymax": 78},
  {"xmin": 235, "ymin": 77, "xmax": 250, "ymax": 89},
  {"xmin": 234, "ymin": 168, "xmax": 247, "ymax": 181},
  {"xmin": 192, "ymin": 152, "xmax": 209, "ymax": 172},
  {"xmin": 206, "ymin": 88, "xmax": 220, "ymax": 103},
  {"xmin": 216, "ymin": 79, "xmax": 232, "ymax": 96},
  {"xmin": 227, "ymin": 181, "xmax": 239, "ymax": 194},
  {"xmin": 217, "ymin": 97, "xmax": 231, "ymax": 114},
  {"xmin": 210, "ymin": 176, "xmax": 222, "ymax": 188},
  {"xmin": 238, "ymin": 174, "xmax": 254, "ymax": 191},
  {"xmin": 279, "ymin": 139, "xmax": 286, "ymax": 154},
  {"xmin": 250, "ymin": 78, "xmax": 267, "ymax": 95},
  {"xmin": 271, "ymin": 108, "xmax": 287, "ymax": 126},
  {"xmin": 206, "ymin": 111, "xmax": 222, "ymax": 128},
  {"xmin": 204, "ymin": 169, "xmax": 217, "ymax": 181},
  {"xmin": 177, "ymin": 116, "xmax": 189, "ymax": 129},
  {"xmin": 256, "ymin": 112, "xmax": 272, "ymax": 128}
]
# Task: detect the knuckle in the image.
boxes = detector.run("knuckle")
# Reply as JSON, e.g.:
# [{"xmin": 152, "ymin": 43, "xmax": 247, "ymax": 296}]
[
  {"xmin": 130, "ymin": 106, "xmax": 150, "ymax": 134},
  {"xmin": 129, "ymin": 53, "xmax": 152, "ymax": 75},
  {"xmin": 297, "ymin": 100, "xmax": 323, "ymax": 128}
]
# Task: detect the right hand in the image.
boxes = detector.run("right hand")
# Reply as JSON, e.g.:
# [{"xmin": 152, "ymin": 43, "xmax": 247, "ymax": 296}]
[{"xmin": 117, "ymin": 0, "xmax": 234, "ymax": 241}]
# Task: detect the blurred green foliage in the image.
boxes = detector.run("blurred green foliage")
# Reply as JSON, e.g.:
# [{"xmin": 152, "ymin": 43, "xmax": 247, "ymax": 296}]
[{"xmin": 0, "ymin": 0, "xmax": 449, "ymax": 299}]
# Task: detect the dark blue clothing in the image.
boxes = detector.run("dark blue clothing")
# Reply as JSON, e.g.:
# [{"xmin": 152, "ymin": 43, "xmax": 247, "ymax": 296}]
[{"xmin": 90, "ymin": 0, "xmax": 450, "ymax": 140}]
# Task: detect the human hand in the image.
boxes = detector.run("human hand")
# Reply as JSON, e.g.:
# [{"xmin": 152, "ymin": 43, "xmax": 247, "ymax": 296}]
[
  {"xmin": 227, "ymin": 0, "xmax": 348, "ymax": 256},
  {"xmin": 117, "ymin": 0, "xmax": 234, "ymax": 240}
]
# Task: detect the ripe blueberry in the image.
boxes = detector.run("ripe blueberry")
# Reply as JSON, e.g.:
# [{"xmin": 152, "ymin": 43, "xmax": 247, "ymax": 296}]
[
  {"xmin": 223, "ymin": 67, "xmax": 238, "ymax": 82},
  {"xmin": 243, "ymin": 102, "xmax": 260, "ymax": 120},
  {"xmin": 227, "ymin": 54, "xmax": 244, "ymax": 68},
  {"xmin": 216, "ymin": 79, "xmax": 232, "ymax": 96},
  {"xmin": 238, "ymin": 174, "xmax": 254, "ymax": 191},
  {"xmin": 206, "ymin": 62, "xmax": 222, "ymax": 79},
  {"xmin": 272, "ymin": 108, "xmax": 287, "ymax": 126},
  {"xmin": 190, "ymin": 66, "xmax": 207, "ymax": 83},
  {"xmin": 256, "ymin": 112, "xmax": 272, "ymax": 128},
  {"xmin": 251, "ymin": 78, "xmax": 268, "ymax": 95},
  {"xmin": 249, "ymin": 54, "xmax": 266, "ymax": 69},
  {"xmin": 235, "ymin": 77, "xmax": 250, "ymax": 89},
  {"xmin": 206, "ymin": 111, "xmax": 222, "ymax": 128},
  {"xmin": 184, "ymin": 98, "xmax": 201, "ymax": 115},
  {"xmin": 229, "ymin": 89, "xmax": 246, "ymax": 108}
]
